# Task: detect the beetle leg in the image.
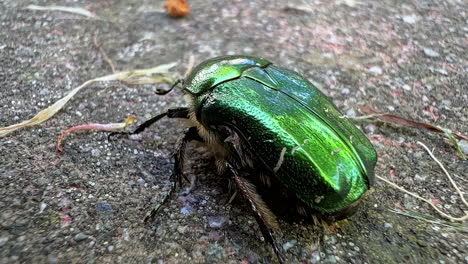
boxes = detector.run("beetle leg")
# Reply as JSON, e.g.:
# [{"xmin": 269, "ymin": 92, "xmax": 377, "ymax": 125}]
[
  {"xmin": 173, "ymin": 126, "xmax": 203, "ymax": 187},
  {"xmin": 227, "ymin": 163, "xmax": 286, "ymax": 263},
  {"xmin": 108, "ymin": 107, "xmax": 190, "ymax": 140},
  {"xmin": 144, "ymin": 126, "xmax": 203, "ymax": 223}
]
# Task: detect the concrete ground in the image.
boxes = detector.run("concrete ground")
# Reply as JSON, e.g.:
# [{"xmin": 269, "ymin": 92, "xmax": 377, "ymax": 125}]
[{"xmin": 0, "ymin": 0, "xmax": 466, "ymax": 263}]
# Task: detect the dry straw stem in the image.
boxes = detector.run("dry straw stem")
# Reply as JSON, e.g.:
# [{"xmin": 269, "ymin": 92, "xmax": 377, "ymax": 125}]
[
  {"xmin": 416, "ymin": 142, "xmax": 467, "ymax": 207},
  {"xmin": 0, "ymin": 63, "xmax": 177, "ymax": 137},
  {"xmin": 377, "ymin": 141, "xmax": 467, "ymax": 222},
  {"xmin": 388, "ymin": 209, "xmax": 467, "ymax": 232},
  {"xmin": 183, "ymin": 55, "xmax": 196, "ymax": 78},
  {"xmin": 25, "ymin": 5, "xmax": 99, "ymax": 19},
  {"xmin": 93, "ymin": 34, "xmax": 117, "ymax": 74}
]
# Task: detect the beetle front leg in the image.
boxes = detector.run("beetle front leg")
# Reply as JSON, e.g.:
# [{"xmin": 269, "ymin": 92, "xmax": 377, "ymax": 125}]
[
  {"xmin": 227, "ymin": 163, "xmax": 286, "ymax": 263},
  {"xmin": 144, "ymin": 126, "xmax": 203, "ymax": 222},
  {"xmin": 108, "ymin": 107, "xmax": 190, "ymax": 140}
]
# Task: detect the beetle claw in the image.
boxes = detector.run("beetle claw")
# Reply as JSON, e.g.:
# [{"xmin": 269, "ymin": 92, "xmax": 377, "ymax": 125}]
[
  {"xmin": 180, "ymin": 174, "xmax": 197, "ymax": 195},
  {"xmin": 107, "ymin": 131, "xmax": 131, "ymax": 141},
  {"xmin": 144, "ymin": 180, "xmax": 177, "ymax": 223}
]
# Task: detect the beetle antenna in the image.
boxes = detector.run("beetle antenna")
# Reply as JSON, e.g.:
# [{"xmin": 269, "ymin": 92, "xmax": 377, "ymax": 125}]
[{"xmin": 155, "ymin": 78, "xmax": 183, "ymax": 95}]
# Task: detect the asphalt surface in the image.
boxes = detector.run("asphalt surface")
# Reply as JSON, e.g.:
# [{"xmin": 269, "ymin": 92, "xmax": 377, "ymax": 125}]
[{"xmin": 0, "ymin": 0, "xmax": 467, "ymax": 263}]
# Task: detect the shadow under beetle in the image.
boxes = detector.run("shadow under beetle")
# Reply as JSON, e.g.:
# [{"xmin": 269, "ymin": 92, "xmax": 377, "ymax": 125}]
[{"xmin": 112, "ymin": 55, "xmax": 377, "ymax": 262}]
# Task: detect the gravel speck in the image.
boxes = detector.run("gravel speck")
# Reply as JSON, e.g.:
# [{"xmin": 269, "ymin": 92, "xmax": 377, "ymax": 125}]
[
  {"xmin": 74, "ymin": 233, "xmax": 88, "ymax": 242},
  {"xmin": 39, "ymin": 88, "xmax": 49, "ymax": 95},
  {"xmin": 402, "ymin": 14, "xmax": 418, "ymax": 24},
  {"xmin": 459, "ymin": 140, "xmax": 468, "ymax": 155},
  {"xmin": 282, "ymin": 240, "xmax": 297, "ymax": 251},
  {"xmin": 177, "ymin": 225, "xmax": 188, "ymax": 234},
  {"xmin": 364, "ymin": 124, "xmax": 377, "ymax": 134},
  {"xmin": 137, "ymin": 178, "xmax": 145, "ymax": 186},
  {"xmin": 423, "ymin": 48, "xmax": 440, "ymax": 57},
  {"xmin": 346, "ymin": 108, "xmax": 356, "ymax": 117},
  {"xmin": 96, "ymin": 202, "xmax": 113, "ymax": 214},
  {"xmin": 180, "ymin": 206, "xmax": 190, "ymax": 215},
  {"xmin": 369, "ymin": 66, "xmax": 383, "ymax": 75},
  {"xmin": 39, "ymin": 202, "xmax": 47, "ymax": 213},
  {"xmin": 435, "ymin": 68, "xmax": 448, "ymax": 75},
  {"xmin": 91, "ymin": 149, "xmax": 101, "ymax": 157},
  {"xmin": 0, "ymin": 236, "xmax": 9, "ymax": 247},
  {"xmin": 310, "ymin": 251, "xmax": 321, "ymax": 263},
  {"xmin": 208, "ymin": 216, "xmax": 229, "ymax": 228},
  {"xmin": 402, "ymin": 84, "xmax": 411, "ymax": 91}
]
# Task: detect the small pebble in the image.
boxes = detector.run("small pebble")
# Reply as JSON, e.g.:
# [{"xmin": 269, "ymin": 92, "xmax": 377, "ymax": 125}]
[
  {"xmin": 48, "ymin": 255, "xmax": 58, "ymax": 264},
  {"xmin": 364, "ymin": 124, "xmax": 377, "ymax": 134},
  {"xmin": 74, "ymin": 233, "xmax": 88, "ymax": 242},
  {"xmin": 402, "ymin": 14, "xmax": 418, "ymax": 24},
  {"xmin": 402, "ymin": 84, "xmax": 411, "ymax": 91},
  {"xmin": 0, "ymin": 236, "xmax": 9, "ymax": 247},
  {"xmin": 458, "ymin": 140, "xmax": 468, "ymax": 155},
  {"xmin": 39, "ymin": 202, "xmax": 47, "ymax": 213},
  {"xmin": 414, "ymin": 174, "xmax": 426, "ymax": 182},
  {"xmin": 310, "ymin": 251, "xmax": 321, "ymax": 263},
  {"xmin": 435, "ymin": 68, "xmax": 448, "ymax": 75},
  {"xmin": 137, "ymin": 178, "xmax": 145, "ymax": 187},
  {"xmin": 39, "ymin": 88, "xmax": 49, "ymax": 95},
  {"xmin": 369, "ymin": 66, "xmax": 383, "ymax": 75},
  {"xmin": 177, "ymin": 225, "xmax": 188, "ymax": 234},
  {"xmin": 346, "ymin": 108, "xmax": 356, "ymax": 118},
  {"xmin": 96, "ymin": 202, "xmax": 112, "ymax": 213},
  {"xmin": 423, "ymin": 48, "xmax": 440, "ymax": 58},
  {"xmin": 282, "ymin": 240, "xmax": 297, "ymax": 251},
  {"xmin": 208, "ymin": 216, "xmax": 229, "ymax": 228},
  {"xmin": 384, "ymin": 223, "xmax": 393, "ymax": 229},
  {"xmin": 180, "ymin": 206, "xmax": 190, "ymax": 215},
  {"xmin": 91, "ymin": 149, "xmax": 100, "ymax": 157}
]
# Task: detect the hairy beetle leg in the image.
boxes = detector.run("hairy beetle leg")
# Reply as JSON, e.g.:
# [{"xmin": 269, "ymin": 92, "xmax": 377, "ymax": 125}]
[
  {"xmin": 227, "ymin": 163, "xmax": 286, "ymax": 263},
  {"xmin": 174, "ymin": 127, "xmax": 203, "ymax": 194},
  {"xmin": 145, "ymin": 126, "xmax": 203, "ymax": 223}
]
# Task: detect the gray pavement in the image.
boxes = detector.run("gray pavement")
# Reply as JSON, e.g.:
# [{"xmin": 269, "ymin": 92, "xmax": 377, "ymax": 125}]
[{"xmin": 0, "ymin": 0, "xmax": 467, "ymax": 263}]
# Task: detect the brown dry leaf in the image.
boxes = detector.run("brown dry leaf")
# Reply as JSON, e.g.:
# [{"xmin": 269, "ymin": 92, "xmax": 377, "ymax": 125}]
[
  {"xmin": 357, "ymin": 105, "xmax": 468, "ymax": 141},
  {"xmin": 164, "ymin": 0, "xmax": 190, "ymax": 17}
]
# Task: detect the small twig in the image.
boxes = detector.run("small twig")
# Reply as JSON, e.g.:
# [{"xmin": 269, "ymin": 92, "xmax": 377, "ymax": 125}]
[
  {"xmin": 93, "ymin": 33, "xmax": 116, "ymax": 74},
  {"xmin": 377, "ymin": 140, "xmax": 467, "ymax": 222},
  {"xmin": 26, "ymin": 5, "xmax": 99, "ymax": 19},
  {"xmin": 388, "ymin": 209, "xmax": 468, "ymax": 232},
  {"xmin": 183, "ymin": 55, "xmax": 195, "ymax": 78},
  {"xmin": 377, "ymin": 175, "xmax": 467, "ymax": 222},
  {"xmin": 416, "ymin": 141, "xmax": 468, "ymax": 207}
]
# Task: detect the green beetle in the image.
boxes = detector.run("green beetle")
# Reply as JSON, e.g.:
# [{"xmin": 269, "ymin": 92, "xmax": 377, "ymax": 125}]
[{"xmin": 115, "ymin": 55, "xmax": 377, "ymax": 261}]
